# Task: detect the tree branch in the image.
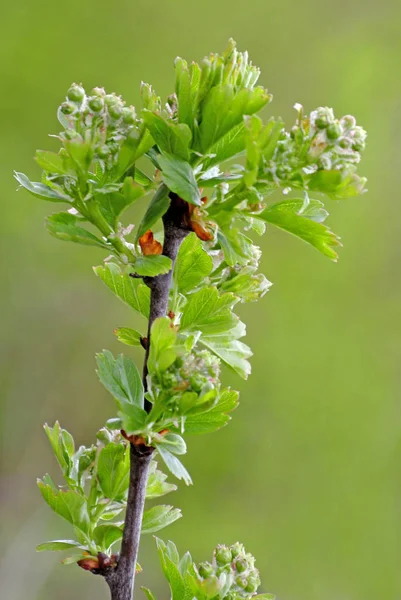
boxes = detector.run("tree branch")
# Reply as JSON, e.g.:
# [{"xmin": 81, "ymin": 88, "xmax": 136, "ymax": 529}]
[{"xmin": 105, "ymin": 194, "xmax": 190, "ymax": 600}]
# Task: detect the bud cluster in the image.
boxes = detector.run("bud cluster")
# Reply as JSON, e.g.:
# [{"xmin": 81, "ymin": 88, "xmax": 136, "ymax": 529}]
[
  {"xmin": 197, "ymin": 542, "xmax": 261, "ymax": 599},
  {"xmin": 154, "ymin": 349, "xmax": 221, "ymax": 397},
  {"xmin": 59, "ymin": 83, "xmax": 139, "ymax": 167},
  {"xmin": 267, "ymin": 104, "xmax": 367, "ymax": 190}
]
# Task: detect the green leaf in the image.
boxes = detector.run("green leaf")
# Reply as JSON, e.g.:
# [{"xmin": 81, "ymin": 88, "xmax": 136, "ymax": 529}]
[
  {"xmin": 201, "ymin": 122, "xmax": 246, "ymax": 169},
  {"xmin": 97, "ymin": 443, "xmax": 129, "ymax": 501},
  {"xmin": 141, "ymin": 588, "xmax": 158, "ymax": 600},
  {"xmin": 157, "ymin": 433, "xmax": 186, "ymax": 455},
  {"xmin": 155, "ymin": 538, "xmax": 186, "ymax": 600},
  {"xmin": 36, "ymin": 540, "xmax": 82, "ymax": 552},
  {"xmin": 158, "ymin": 154, "xmax": 201, "ymax": 206},
  {"xmin": 43, "ymin": 422, "xmax": 71, "ymax": 475},
  {"xmin": 142, "ymin": 505, "xmax": 182, "ymax": 534},
  {"xmin": 136, "ymin": 184, "xmax": 170, "ymax": 241},
  {"xmin": 180, "ymin": 287, "xmax": 238, "ymax": 335},
  {"xmin": 14, "ymin": 171, "xmax": 70, "ymax": 203},
  {"xmin": 135, "ymin": 255, "xmax": 172, "ymax": 277},
  {"xmin": 143, "ymin": 111, "xmax": 192, "ymax": 161},
  {"xmin": 61, "ymin": 553, "xmax": 88, "ymax": 565},
  {"xmin": 37, "ymin": 482, "xmax": 90, "ymax": 536},
  {"xmin": 174, "ymin": 233, "xmax": 213, "ymax": 293},
  {"xmin": 114, "ymin": 327, "xmax": 142, "ymax": 347},
  {"xmin": 64, "ymin": 138, "xmax": 93, "ymax": 177},
  {"xmin": 157, "ymin": 446, "xmax": 192, "ymax": 485},
  {"xmin": 146, "ymin": 461, "xmax": 177, "ymax": 499},
  {"xmin": 184, "ymin": 388, "xmax": 239, "ymax": 434},
  {"xmin": 277, "ymin": 198, "xmax": 329, "ymax": 223},
  {"xmin": 94, "ymin": 263, "xmax": 150, "ymax": 319},
  {"xmin": 148, "ymin": 317, "xmax": 177, "ymax": 376},
  {"xmin": 47, "ymin": 213, "xmax": 108, "ymax": 248},
  {"xmin": 93, "ymin": 524, "xmax": 123, "ymax": 551},
  {"xmin": 35, "ymin": 150, "xmax": 71, "ymax": 175},
  {"xmin": 201, "ymin": 324, "xmax": 252, "ymax": 380},
  {"xmin": 95, "ymin": 177, "xmax": 145, "ymax": 228},
  {"xmin": 255, "ymin": 200, "xmax": 341, "ymax": 260},
  {"xmin": 96, "ymin": 350, "xmax": 144, "ymax": 408},
  {"xmin": 115, "ymin": 128, "xmax": 154, "ymax": 178}
]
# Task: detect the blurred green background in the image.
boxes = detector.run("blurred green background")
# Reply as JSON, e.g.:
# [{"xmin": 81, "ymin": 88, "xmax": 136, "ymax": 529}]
[{"xmin": 1, "ymin": 1, "xmax": 400, "ymax": 599}]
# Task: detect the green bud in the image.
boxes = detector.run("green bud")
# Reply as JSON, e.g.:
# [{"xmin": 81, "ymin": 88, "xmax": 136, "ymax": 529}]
[
  {"xmin": 234, "ymin": 558, "xmax": 248, "ymax": 573},
  {"xmin": 67, "ymin": 83, "xmax": 85, "ymax": 103},
  {"xmin": 198, "ymin": 562, "xmax": 214, "ymax": 579},
  {"xmin": 121, "ymin": 106, "xmax": 136, "ymax": 124},
  {"xmin": 97, "ymin": 145, "xmax": 110, "ymax": 159},
  {"xmin": 88, "ymin": 96, "xmax": 104, "ymax": 112},
  {"xmin": 326, "ymin": 122, "xmax": 342, "ymax": 140},
  {"xmin": 230, "ymin": 542, "xmax": 245, "ymax": 559},
  {"xmin": 245, "ymin": 575, "xmax": 259, "ymax": 594},
  {"xmin": 60, "ymin": 102, "xmax": 76, "ymax": 115},
  {"xmin": 91, "ymin": 86, "xmax": 105, "ymax": 97},
  {"xmin": 189, "ymin": 374, "xmax": 205, "ymax": 393},
  {"xmin": 215, "ymin": 545, "xmax": 232, "ymax": 566},
  {"xmin": 108, "ymin": 103, "xmax": 123, "ymax": 120},
  {"xmin": 235, "ymin": 576, "xmax": 248, "ymax": 590},
  {"xmin": 96, "ymin": 427, "xmax": 113, "ymax": 444},
  {"xmin": 108, "ymin": 141, "xmax": 120, "ymax": 155}
]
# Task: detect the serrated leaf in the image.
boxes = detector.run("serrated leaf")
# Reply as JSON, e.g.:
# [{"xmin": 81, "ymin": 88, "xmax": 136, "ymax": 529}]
[
  {"xmin": 148, "ymin": 317, "xmax": 177, "ymax": 376},
  {"xmin": 146, "ymin": 463, "xmax": 177, "ymax": 499},
  {"xmin": 96, "ymin": 350, "xmax": 144, "ymax": 408},
  {"xmin": 94, "ymin": 263, "xmax": 150, "ymax": 318},
  {"xmin": 157, "ymin": 433, "xmax": 186, "ymax": 455},
  {"xmin": 157, "ymin": 446, "xmax": 192, "ymax": 485},
  {"xmin": 136, "ymin": 184, "xmax": 170, "ymax": 242},
  {"xmin": 97, "ymin": 442, "xmax": 130, "ymax": 500},
  {"xmin": 155, "ymin": 538, "xmax": 186, "ymax": 600},
  {"xmin": 114, "ymin": 327, "xmax": 142, "ymax": 347},
  {"xmin": 36, "ymin": 540, "xmax": 82, "ymax": 552},
  {"xmin": 158, "ymin": 154, "xmax": 201, "ymax": 206},
  {"xmin": 93, "ymin": 524, "xmax": 123, "ymax": 551},
  {"xmin": 142, "ymin": 505, "xmax": 182, "ymax": 534},
  {"xmin": 201, "ymin": 328, "xmax": 252, "ymax": 380},
  {"xmin": 47, "ymin": 213, "xmax": 108, "ymax": 248},
  {"xmin": 135, "ymin": 255, "xmax": 172, "ymax": 277},
  {"xmin": 255, "ymin": 200, "xmax": 341, "ymax": 260},
  {"xmin": 35, "ymin": 150, "xmax": 71, "ymax": 175},
  {"xmin": 95, "ymin": 178, "xmax": 144, "ymax": 228},
  {"xmin": 184, "ymin": 388, "xmax": 239, "ymax": 434},
  {"xmin": 180, "ymin": 287, "xmax": 238, "ymax": 335},
  {"xmin": 174, "ymin": 233, "xmax": 213, "ymax": 293},
  {"xmin": 37, "ymin": 483, "xmax": 90, "ymax": 536},
  {"xmin": 14, "ymin": 171, "xmax": 70, "ymax": 203},
  {"xmin": 143, "ymin": 111, "xmax": 192, "ymax": 161},
  {"xmin": 202, "ymin": 123, "xmax": 246, "ymax": 170}
]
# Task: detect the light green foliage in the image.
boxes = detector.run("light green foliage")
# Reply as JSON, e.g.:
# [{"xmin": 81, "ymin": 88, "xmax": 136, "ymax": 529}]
[
  {"xmin": 37, "ymin": 423, "xmax": 180, "ymax": 563},
  {"xmin": 19, "ymin": 38, "xmax": 367, "ymax": 596}
]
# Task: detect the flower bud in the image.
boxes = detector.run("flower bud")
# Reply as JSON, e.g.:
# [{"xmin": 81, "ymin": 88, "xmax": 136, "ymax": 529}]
[
  {"xmin": 198, "ymin": 561, "xmax": 214, "ymax": 579},
  {"xmin": 234, "ymin": 558, "xmax": 248, "ymax": 573},
  {"xmin": 122, "ymin": 106, "xmax": 136, "ymax": 124},
  {"xmin": 60, "ymin": 102, "xmax": 76, "ymax": 115},
  {"xmin": 245, "ymin": 576, "xmax": 259, "ymax": 594},
  {"xmin": 67, "ymin": 83, "xmax": 85, "ymax": 103},
  {"xmin": 236, "ymin": 575, "xmax": 248, "ymax": 590},
  {"xmin": 326, "ymin": 122, "xmax": 342, "ymax": 140},
  {"xmin": 230, "ymin": 542, "xmax": 244, "ymax": 559},
  {"xmin": 108, "ymin": 103, "xmax": 123, "ymax": 120},
  {"xmin": 215, "ymin": 545, "xmax": 232, "ymax": 566},
  {"xmin": 91, "ymin": 86, "xmax": 105, "ymax": 97},
  {"xmin": 88, "ymin": 96, "xmax": 104, "ymax": 112},
  {"xmin": 97, "ymin": 145, "xmax": 110, "ymax": 159},
  {"xmin": 108, "ymin": 141, "xmax": 120, "ymax": 155},
  {"xmin": 340, "ymin": 114, "xmax": 356, "ymax": 130}
]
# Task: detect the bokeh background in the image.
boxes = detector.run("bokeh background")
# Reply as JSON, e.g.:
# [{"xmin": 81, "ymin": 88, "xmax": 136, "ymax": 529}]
[{"xmin": 1, "ymin": 1, "xmax": 400, "ymax": 599}]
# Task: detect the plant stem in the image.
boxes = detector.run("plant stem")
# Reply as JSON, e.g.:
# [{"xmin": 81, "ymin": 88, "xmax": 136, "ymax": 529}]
[
  {"xmin": 105, "ymin": 444, "xmax": 153, "ymax": 600},
  {"xmin": 105, "ymin": 194, "xmax": 190, "ymax": 599}
]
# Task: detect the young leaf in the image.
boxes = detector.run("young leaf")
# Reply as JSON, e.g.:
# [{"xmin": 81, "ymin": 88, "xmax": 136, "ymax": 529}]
[
  {"xmin": 184, "ymin": 388, "xmax": 239, "ymax": 434},
  {"xmin": 114, "ymin": 327, "xmax": 143, "ymax": 347},
  {"xmin": 157, "ymin": 446, "xmax": 192, "ymax": 486},
  {"xmin": 174, "ymin": 233, "xmax": 213, "ymax": 293},
  {"xmin": 36, "ymin": 540, "xmax": 82, "ymax": 552},
  {"xmin": 148, "ymin": 317, "xmax": 177, "ymax": 376},
  {"xmin": 180, "ymin": 287, "xmax": 238, "ymax": 335},
  {"xmin": 141, "ymin": 505, "xmax": 182, "ymax": 534},
  {"xmin": 201, "ymin": 334, "xmax": 252, "ymax": 380},
  {"xmin": 158, "ymin": 153, "xmax": 201, "ymax": 206},
  {"xmin": 155, "ymin": 538, "xmax": 186, "ymax": 600},
  {"xmin": 47, "ymin": 213, "xmax": 108, "ymax": 248},
  {"xmin": 96, "ymin": 350, "xmax": 144, "ymax": 408},
  {"xmin": 97, "ymin": 442, "xmax": 129, "ymax": 501},
  {"xmin": 157, "ymin": 433, "xmax": 186, "ymax": 455},
  {"xmin": 141, "ymin": 588, "xmax": 158, "ymax": 600},
  {"xmin": 93, "ymin": 524, "xmax": 123, "ymax": 551},
  {"xmin": 135, "ymin": 184, "xmax": 170, "ymax": 242},
  {"xmin": 143, "ymin": 111, "xmax": 192, "ymax": 161},
  {"xmin": 14, "ymin": 171, "xmax": 70, "ymax": 203},
  {"xmin": 35, "ymin": 150, "xmax": 71, "ymax": 175},
  {"xmin": 135, "ymin": 255, "xmax": 172, "ymax": 277},
  {"xmin": 37, "ymin": 483, "xmax": 90, "ymax": 536},
  {"xmin": 146, "ymin": 462, "xmax": 177, "ymax": 499},
  {"xmin": 94, "ymin": 263, "xmax": 150, "ymax": 318},
  {"xmin": 254, "ymin": 200, "xmax": 341, "ymax": 260}
]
